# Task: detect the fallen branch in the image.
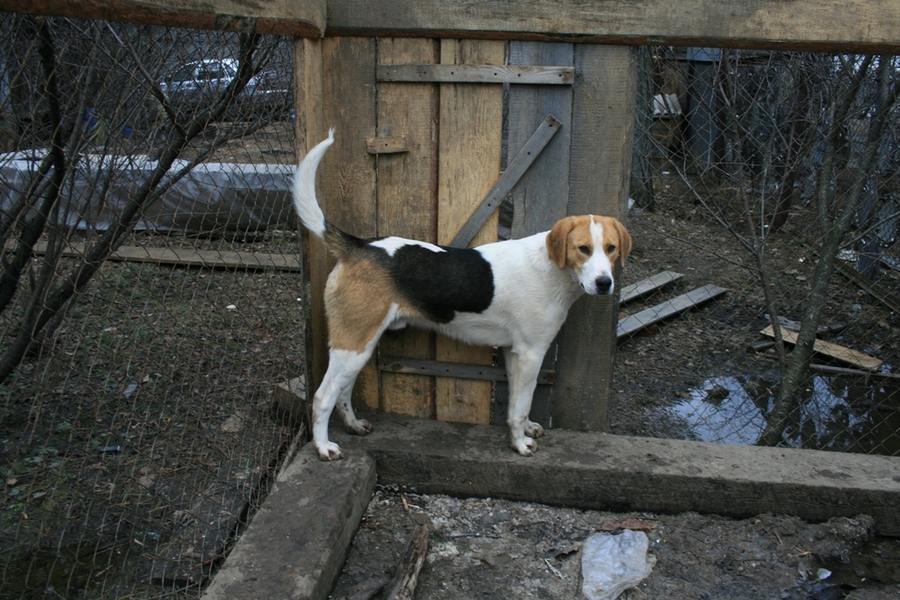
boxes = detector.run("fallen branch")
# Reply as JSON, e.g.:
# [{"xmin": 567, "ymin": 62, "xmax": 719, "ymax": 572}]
[{"xmin": 383, "ymin": 525, "xmax": 430, "ymax": 600}]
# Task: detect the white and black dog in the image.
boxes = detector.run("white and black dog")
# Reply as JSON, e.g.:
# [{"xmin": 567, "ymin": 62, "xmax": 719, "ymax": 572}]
[{"xmin": 294, "ymin": 129, "xmax": 631, "ymax": 460}]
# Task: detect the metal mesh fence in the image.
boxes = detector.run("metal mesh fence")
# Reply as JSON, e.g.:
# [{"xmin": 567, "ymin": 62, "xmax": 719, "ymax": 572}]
[
  {"xmin": 1, "ymin": 11, "xmax": 899, "ymax": 598},
  {"xmin": 1, "ymin": 15, "xmax": 300, "ymax": 598},
  {"xmin": 613, "ymin": 47, "xmax": 899, "ymax": 456}
]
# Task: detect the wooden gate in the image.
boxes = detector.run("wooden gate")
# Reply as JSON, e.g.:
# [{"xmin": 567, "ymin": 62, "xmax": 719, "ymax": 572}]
[{"xmin": 295, "ymin": 37, "xmax": 635, "ymax": 431}]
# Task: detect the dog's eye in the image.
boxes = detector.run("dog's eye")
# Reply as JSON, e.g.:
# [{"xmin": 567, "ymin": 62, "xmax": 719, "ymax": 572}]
[
  {"xmin": 606, "ymin": 244, "xmax": 617, "ymax": 255},
  {"xmin": 578, "ymin": 245, "xmax": 591, "ymax": 255}
]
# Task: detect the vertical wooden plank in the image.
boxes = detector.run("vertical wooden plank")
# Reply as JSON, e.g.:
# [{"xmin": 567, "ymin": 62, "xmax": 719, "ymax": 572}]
[
  {"xmin": 434, "ymin": 39, "xmax": 504, "ymax": 425},
  {"xmin": 319, "ymin": 36, "xmax": 381, "ymax": 408},
  {"xmin": 496, "ymin": 41, "xmax": 574, "ymax": 428},
  {"xmin": 294, "ymin": 37, "xmax": 328, "ymax": 395},
  {"xmin": 552, "ymin": 44, "xmax": 637, "ymax": 431},
  {"xmin": 376, "ymin": 38, "xmax": 439, "ymax": 418}
]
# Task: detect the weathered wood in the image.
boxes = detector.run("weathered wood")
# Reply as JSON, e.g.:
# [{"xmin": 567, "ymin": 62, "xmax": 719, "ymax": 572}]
[
  {"xmin": 449, "ymin": 114, "xmax": 561, "ymax": 249},
  {"xmin": 378, "ymin": 64, "xmax": 573, "ymax": 84},
  {"xmin": 761, "ymin": 325, "xmax": 883, "ymax": 372},
  {"xmin": 376, "ymin": 38, "xmax": 439, "ymax": 419},
  {"xmin": 7, "ymin": 0, "xmax": 325, "ymax": 36},
  {"xmin": 319, "ymin": 36, "xmax": 380, "ymax": 407},
  {"xmin": 552, "ymin": 45, "xmax": 636, "ymax": 432},
  {"xmin": 382, "ymin": 525, "xmax": 430, "ymax": 600},
  {"xmin": 620, "ymin": 271, "xmax": 683, "ymax": 305},
  {"xmin": 379, "ymin": 357, "xmax": 554, "ymax": 385},
  {"xmin": 617, "ymin": 284, "xmax": 728, "ymax": 338},
  {"xmin": 365, "ymin": 136, "xmax": 410, "ymax": 154},
  {"xmin": 31, "ymin": 242, "xmax": 303, "ymax": 271},
  {"xmin": 295, "ymin": 37, "xmax": 329, "ymax": 400},
  {"xmin": 326, "ymin": 0, "xmax": 900, "ymax": 53},
  {"xmin": 201, "ymin": 446, "xmax": 376, "ymax": 600},
  {"xmin": 434, "ymin": 39, "xmax": 504, "ymax": 425},
  {"xmin": 497, "ymin": 41, "xmax": 574, "ymax": 429},
  {"xmin": 334, "ymin": 413, "xmax": 900, "ymax": 536}
]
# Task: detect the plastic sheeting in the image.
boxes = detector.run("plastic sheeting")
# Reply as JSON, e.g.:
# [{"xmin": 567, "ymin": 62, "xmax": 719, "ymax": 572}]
[{"xmin": 0, "ymin": 150, "xmax": 295, "ymax": 233}]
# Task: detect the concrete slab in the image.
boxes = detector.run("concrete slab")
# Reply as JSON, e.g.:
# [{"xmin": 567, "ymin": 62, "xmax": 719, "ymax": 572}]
[
  {"xmin": 334, "ymin": 413, "xmax": 900, "ymax": 535},
  {"xmin": 201, "ymin": 443, "xmax": 375, "ymax": 600}
]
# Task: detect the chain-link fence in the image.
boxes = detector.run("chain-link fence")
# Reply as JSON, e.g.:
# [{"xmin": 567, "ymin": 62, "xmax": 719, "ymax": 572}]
[
  {"xmin": 1, "ymin": 15, "xmax": 300, "ymax": 598},
  {"xmin": 612, "ymin": 47, "xmax": 899, "ymax": 456},
  {"xmin": 1, "ymin": 11, "xmax": 899, "ymax": 599}
]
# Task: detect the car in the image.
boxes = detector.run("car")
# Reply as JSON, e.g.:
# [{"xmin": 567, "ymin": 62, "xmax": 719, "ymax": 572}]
[{"xmin": 158, "ymin": 59, "xmax": 291, "ymax": 121}]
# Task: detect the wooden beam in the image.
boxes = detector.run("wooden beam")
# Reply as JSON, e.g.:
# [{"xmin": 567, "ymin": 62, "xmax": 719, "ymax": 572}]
[
  {"xmin": 377, "ymin": 64, "xmax": 574, "ymax": 85},
  {"xmin": 327, "ymin": 0, "xmax": 900, "ymax": 53},
  {"xmin": 335, "ymin": 413, "xmax": 900, "ymax": 536},
  {"xmin": 761, "ymin": 325, "xmax": 884, "ymax": 372},
  {"xmin": 5, "ymin": 0, "xmax": 326, "ymax": 37},
  {"xmin": 31, "ymin": 242, "xmax": 302, "ymax": 271},
  {"xmin": 449, "ymin": 114, "xmax": 561, "ymax": 249},
  {"xmin": 378, "ymin": 357, "xmax": 555, "ymax": 385}
]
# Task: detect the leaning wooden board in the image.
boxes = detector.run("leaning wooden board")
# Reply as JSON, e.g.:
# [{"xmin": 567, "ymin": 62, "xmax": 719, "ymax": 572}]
[{"xmin": 760, "ymin": 325, "xmax": 883, "ymax": 371}]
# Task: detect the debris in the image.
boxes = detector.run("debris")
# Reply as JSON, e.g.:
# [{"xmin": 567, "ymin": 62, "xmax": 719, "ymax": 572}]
[
  {"xmin": 581, "ymin": 530, "xmax": 656, "ymax": 600},
  {"xmin": 383, "ymin": 525, "xmax": 429, "ymax": 600},
  {"xmin": 760, "ymin": 325, "xmax": 883, "ymax": 371}
]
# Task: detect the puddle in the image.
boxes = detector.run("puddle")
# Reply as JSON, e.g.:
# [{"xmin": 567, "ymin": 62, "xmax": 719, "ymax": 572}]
[{"xmin": 661, "ymin": 373, "xmax": 900, "ymax": 455}]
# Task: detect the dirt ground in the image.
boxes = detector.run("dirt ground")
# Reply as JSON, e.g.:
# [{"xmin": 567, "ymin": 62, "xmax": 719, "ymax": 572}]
[{"xmin": 332, "ymin": 488, "xmax": 900, "ymax": 600}]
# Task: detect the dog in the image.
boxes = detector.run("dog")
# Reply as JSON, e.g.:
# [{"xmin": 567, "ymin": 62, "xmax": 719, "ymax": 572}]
[{"xmin": 294, "ymin": 129, "xmax": 631, "ymax": 460}]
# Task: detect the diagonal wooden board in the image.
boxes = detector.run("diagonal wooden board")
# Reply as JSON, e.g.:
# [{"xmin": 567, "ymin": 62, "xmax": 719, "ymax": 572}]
[
  {"xmin": 617, "ymin": 284, "xmax": 728, "ymax": 339},
  {"xmin": 760, "ymin": 325, "xmax": 883, "ymax": 372}
]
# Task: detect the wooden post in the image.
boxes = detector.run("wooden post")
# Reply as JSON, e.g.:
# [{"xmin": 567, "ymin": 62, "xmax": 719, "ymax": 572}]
[{"xmin": 552, "ymin": 44, "xmax": 637, "ymax": 431}]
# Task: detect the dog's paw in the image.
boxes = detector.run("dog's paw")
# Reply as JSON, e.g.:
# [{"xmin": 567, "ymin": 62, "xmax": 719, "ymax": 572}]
[
  {"xmin": 513, "ymin": 436, "xmax": 538, "ymax": 457},
  {"xmin": 524, "ymin": 420, "xmax": 544, "ymax": 438},
  {"xmin": 316, "ymin": 441, "xmax": 344, "ymax": 461},
  {"xmin": 345, "ymin": 419, "xmax": 374, "ymax": 436}
]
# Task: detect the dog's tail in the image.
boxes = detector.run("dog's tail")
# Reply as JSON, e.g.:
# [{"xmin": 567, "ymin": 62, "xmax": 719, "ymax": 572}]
[
  {"xmin": 293, "ymin": 128, "xmax": 335, "ymax": 241},
  {"xmin": 293, "ymin": 129, "xmax": 360, "ymax": 259}
]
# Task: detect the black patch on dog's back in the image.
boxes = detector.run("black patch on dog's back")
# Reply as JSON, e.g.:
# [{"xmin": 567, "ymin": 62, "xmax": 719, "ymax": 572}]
[{"xmin": 387, "ymin": 244, "xmax": 494, "ymax": 323}]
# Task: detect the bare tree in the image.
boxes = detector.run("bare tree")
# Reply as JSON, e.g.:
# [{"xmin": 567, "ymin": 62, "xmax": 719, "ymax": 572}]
[{"xmin": 0, "ymin": 17, "xmax": 285, "ymax": 385}]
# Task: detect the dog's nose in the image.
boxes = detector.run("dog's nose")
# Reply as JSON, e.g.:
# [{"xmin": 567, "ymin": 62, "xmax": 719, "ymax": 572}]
[{"xmin": 595, "ymin": 275, "xmax": 613, "ymax": 295}]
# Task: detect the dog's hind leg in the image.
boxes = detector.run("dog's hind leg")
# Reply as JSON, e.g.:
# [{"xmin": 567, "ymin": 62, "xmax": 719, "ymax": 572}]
[
  {"xmin": 504, "ymin": 345, "xmax": 547, "ymax": 456},
  {"xmin": 311, "ymin": 347, "xmax": 374, "ymax": 460}
]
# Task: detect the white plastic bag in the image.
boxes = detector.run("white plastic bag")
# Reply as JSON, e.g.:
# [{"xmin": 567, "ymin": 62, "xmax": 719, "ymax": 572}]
[{"xmin": 581, "ymin": 530, "xmax": 656, "ymax": 600}]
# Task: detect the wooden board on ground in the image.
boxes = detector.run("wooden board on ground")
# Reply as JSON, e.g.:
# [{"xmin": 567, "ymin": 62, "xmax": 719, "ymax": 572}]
[
  {"xmin": 760, "ymin": 325, "xmax": 883, "ymax": 372},
  {"xmin": 620, "ymin": 270, "xmax": 683, "ymax": 305},
  {"xmin": 31, "ymin": 242, "xmax": 302, "ymax": 271},
  {"xmin": 617, "ymin": 284, "xmax": 728, "ymax": 338}
]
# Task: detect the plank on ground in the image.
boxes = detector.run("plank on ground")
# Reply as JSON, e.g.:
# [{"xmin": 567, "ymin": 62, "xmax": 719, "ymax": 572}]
[
  {"xmin": 761, "ymin": 325, "xmax": 883, "ymax": 372},
  {"xmin": 32, "ymin": 242, "xmax": 302, "ymax": 271},
  {"xmin": 619, "ymin": 270, "xmax": 683, "ymax": 305},
  {"xmin": 616, "ymin": 284, "xmax": 728, "ymax": 338}
]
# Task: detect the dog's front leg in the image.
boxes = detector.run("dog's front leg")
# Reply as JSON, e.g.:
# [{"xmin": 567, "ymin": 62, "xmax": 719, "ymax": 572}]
[{"xmin": 504, "ymin": 346, "xmax": 545, "ymax": 456}]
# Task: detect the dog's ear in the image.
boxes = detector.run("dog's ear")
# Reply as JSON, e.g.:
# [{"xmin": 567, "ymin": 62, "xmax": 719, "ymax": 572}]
[
  {"xmin": 613, "ymin": 219, "xmax": 632, "ymax": 267},
  {"xmin": 546, "ymin": 217, "xmax": 575, "ymax": 269}
]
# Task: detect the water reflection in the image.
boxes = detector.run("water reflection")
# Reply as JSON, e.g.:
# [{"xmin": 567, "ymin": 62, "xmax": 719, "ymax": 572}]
[{"xmin": 661, "ymin": 374, "xmax": 900, "ymax": 455}]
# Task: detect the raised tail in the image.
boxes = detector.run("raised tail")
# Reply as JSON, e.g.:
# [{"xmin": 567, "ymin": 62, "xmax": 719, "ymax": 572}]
[{"xmin": 293, "ymin": 128, "xmax": 335, "ymax": 241}]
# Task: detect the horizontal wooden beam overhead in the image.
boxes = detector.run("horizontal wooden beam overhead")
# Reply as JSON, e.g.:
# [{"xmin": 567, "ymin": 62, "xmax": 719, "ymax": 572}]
[
  {"xmin": 326, "ymin": 0, "xmax": 900, "ymax": 53},
  {"xmin": 3, "ymin": 0, "xmax": 326, "ymax": 37}
]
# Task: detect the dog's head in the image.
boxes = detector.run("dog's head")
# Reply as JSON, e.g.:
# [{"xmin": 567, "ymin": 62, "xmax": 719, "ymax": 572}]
[{"xmin": 546, "ymin": 215, "xmax": 632, "ymax": 295}]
